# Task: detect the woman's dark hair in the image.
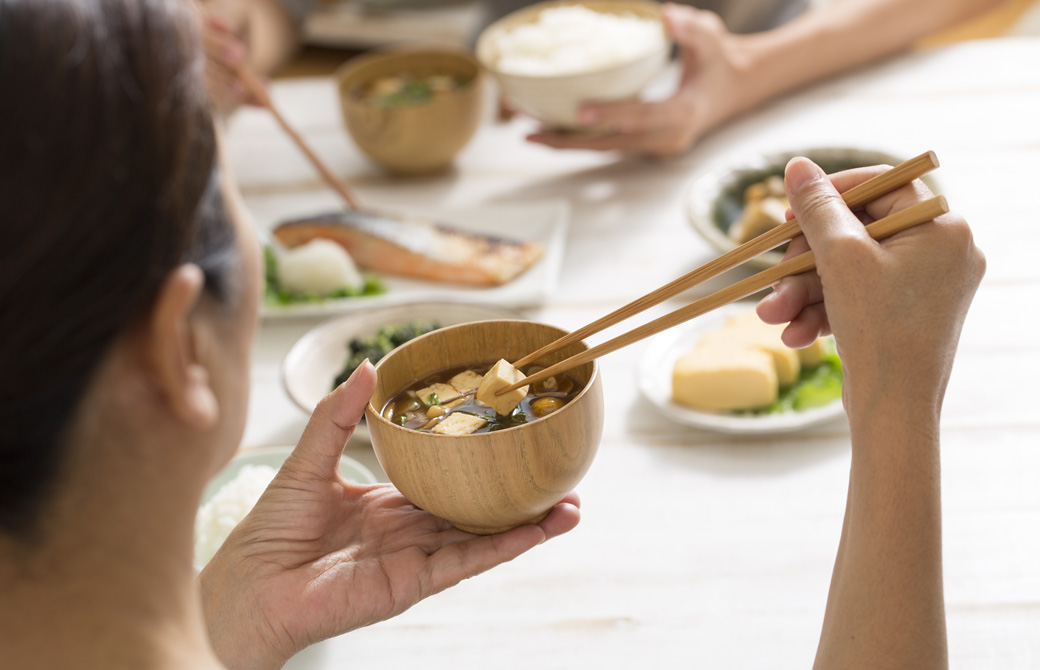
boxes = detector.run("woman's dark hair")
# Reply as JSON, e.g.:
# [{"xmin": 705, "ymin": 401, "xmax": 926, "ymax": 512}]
[{"xmin": 0, "ymin": 0, "xmax": 235, "ymax": 538}]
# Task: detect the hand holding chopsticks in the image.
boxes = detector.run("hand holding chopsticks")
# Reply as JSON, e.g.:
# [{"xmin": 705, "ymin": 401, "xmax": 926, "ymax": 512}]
[{"xmin": 498, "ymin": 152, "xmax": 946, "ymax": 396}]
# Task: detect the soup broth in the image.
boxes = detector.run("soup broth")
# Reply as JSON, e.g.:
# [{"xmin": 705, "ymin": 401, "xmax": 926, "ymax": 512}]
[{"xmin": 383, "ymin": 360, "xmax": 583, "ymax": 434}]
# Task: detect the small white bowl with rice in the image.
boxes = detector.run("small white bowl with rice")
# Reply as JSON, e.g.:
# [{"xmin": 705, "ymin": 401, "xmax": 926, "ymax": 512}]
[
  {"xmin": 477, "ymin": 1, "xmax": 671, "ymax": 128},
  {"xmin": 194, "ymin": 446, "xmax": 377, "ymax": 570}
]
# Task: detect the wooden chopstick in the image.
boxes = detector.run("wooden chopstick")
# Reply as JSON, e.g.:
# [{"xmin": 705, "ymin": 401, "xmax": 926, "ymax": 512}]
[
  {"xmin": 511, "ymin": 150, "xmax": 939, "ymax": 369},
  {"xmin": 235, "ymin": 66, "xmax": 363, "ymax": 211},
  {"xmin": 498, "ymin": 194, "xmax": 949, "ymax": 396}
]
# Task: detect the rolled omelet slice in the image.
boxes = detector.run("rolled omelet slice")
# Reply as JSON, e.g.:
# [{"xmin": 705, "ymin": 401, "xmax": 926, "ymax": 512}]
[
  {"xmin": 699, "ymin": 316, "xmax": 800, "ymax": 388},
  {"xmin": 725, "ymin": 310, "xmax": 830, "ymax": 372},
  {"xmin": 795, "ymin": 338, "xmax": 828, "ymax": 368},
  {"xmin": 672, "ymin": 345, "xmax": 778, "ymax": 412}
]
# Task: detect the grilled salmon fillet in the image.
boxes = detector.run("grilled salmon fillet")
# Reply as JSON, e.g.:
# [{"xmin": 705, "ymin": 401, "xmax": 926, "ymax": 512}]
[{"xmin": 272, "ymin": 210, "xmax": 544, "ymax": 287}]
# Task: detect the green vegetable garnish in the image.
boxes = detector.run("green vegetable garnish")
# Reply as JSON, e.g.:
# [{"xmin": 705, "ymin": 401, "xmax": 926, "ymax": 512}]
[
  {"xmin": 741, "ymin": 345, "xmax": 843, "ymax": 416},
  {"xmin": 427, "ymin": 393, "xmax": 440, "ymax": 406},
  {"xmin": 487, "ymin": 410, "xmax": 528, "ymax": 432}
]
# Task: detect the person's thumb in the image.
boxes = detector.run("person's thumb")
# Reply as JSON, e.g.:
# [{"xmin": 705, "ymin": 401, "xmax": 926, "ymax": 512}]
[
  {"xmin": 285, "ymin": 360, "xmax": 377, "ymax": 480},
  {"xmin": 785, "ymin": 157, "xmax": 869, "ymax": 259}
]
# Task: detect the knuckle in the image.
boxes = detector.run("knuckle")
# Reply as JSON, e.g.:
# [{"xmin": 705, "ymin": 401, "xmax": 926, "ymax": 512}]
[
  {"xmin": 826, "ymin": 232, "xmax": 869, "ymax": 258},
  {"xmin": 794, "ymin": 184, "xmax": 844, "ymax": 222}
]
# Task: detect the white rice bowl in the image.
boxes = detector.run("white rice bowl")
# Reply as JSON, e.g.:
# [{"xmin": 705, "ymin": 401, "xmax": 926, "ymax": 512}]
[
  {"xmin": 493, "ymin": 6, "xmax": 666, "ymax": 77},
  {"xmin": 194, "ymin": 464, "xmax": 277, "ymax": 568},
  {"xmin": 476, "ymin": 2, "xmax": 670, "ymax": 127}
]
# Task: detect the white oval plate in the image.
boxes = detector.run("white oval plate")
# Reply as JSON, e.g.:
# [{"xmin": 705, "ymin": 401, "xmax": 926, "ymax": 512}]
[
  {"xmin": 636, "ymin": 304, "xmax": 846, "ymax": 435},
  {"xmin": 685, "ymin": 146, "xmax": 941, "ymax": 269},
  {"xmin": 282, "ymin": 302, "xmax": 525, "ymax": 438}
]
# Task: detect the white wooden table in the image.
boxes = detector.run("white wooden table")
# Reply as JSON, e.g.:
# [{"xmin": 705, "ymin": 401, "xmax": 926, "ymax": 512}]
[{"xmin": 226, "ymin": 38, "xmax": 1040, "ymax": 669}]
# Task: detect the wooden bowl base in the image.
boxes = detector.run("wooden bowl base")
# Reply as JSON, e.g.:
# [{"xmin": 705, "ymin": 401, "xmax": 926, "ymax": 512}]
[{"xmin": 451, "ymin": 508, "xmax": 551, "ymax": 536}]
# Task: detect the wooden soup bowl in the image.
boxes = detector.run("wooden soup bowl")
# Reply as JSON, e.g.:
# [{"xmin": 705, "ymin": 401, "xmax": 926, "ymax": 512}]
[
  {"xmin": 335, "ymin": 48, "xmax": 484, "ymax": 175},
  {"xmin": 366, "ymin": 320, "xmax": 603, "ymax": 535}
]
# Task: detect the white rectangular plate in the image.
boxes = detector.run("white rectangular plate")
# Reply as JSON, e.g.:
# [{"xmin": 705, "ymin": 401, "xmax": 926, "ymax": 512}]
[{"xmin": 252, "ymin": 198, "xmax": 570, "ymax": 319}]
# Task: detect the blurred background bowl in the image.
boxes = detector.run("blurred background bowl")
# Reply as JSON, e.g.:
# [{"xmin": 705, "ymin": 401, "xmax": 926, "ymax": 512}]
[
  {"xmin": 686, "ymin": 146, "xmax": 942, "ymax": 269},
  {"xmin": 335, "ymin": 47, "xmax": 484, "ymax": 175},
  {"xmin": 365, "ymin": 319, "xmax": 603, "ymax": 535},
  {"xmin": 476, "ymin": 0, "xmax": 670, "ymax": 128}
]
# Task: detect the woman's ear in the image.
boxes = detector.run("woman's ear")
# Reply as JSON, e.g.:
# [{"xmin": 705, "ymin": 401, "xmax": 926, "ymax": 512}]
[{"xmin": 144, "ymin": 263, "xmax": 219, "ymax": 429}]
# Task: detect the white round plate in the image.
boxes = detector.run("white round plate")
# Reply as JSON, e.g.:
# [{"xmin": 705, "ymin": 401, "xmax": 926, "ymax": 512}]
[
  {"xmin": 636, "ymin": 304, "xmax": 846, "ymax": 434},
  {"xmin": 202, "ymin": 445, "xmax": 377, "ymax": 505},
  {"xmin": 282, "ymin": 302, "xmax": 525, "ymax": 439},
  {"xmin": 685, "ymin": 146, "xmax": 941, "ymax": 269}
]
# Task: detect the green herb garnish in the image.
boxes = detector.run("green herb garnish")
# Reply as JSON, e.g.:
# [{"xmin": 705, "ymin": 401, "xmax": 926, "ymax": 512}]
[
  {"xmin": 487, "ymin": 410, "xmax": 528, "ymax": 432},
  {"xmin": 427, "ymin": 393, "xmax": 440, "ymax": 406}
]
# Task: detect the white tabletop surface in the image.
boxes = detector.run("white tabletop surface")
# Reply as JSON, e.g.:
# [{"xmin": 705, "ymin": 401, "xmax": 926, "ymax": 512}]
[{"xmin": 226, "ymin": 38, "xmax": 1040, "ymax": 669}]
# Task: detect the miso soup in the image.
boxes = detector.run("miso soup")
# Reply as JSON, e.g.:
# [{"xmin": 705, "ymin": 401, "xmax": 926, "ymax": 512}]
[{"xmin": 382, "ymin": 360, "xmax": 583, "ymax": 435}]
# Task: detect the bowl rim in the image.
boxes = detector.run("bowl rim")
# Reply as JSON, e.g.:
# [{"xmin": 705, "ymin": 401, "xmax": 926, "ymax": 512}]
[
  {"xmin": 334, "ymin": 44, "xmax": 483, "ymax": 94},
  {"xmin": 475, "ymin": 0, "xmax": 671, "ymax": 82},
  {"xmin": 366, "ymin": 318, "xmax": 600, "ymax": 438}
]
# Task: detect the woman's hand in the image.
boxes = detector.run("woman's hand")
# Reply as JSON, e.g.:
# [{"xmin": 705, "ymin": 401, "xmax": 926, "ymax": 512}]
[
  {"xmin": 527, "ymin": 3, "xmax": 755, "ymax": 157},
  {"xmin": 756, "ymin": 158, "xmax": 986, "ymax": 422},
  {"xmin": 196, "ymin": 0, "xmax": 301, "ymax": 115},
  {"xmin": 201, "ymin": 13, "xmax": 264, "ymax": 115},
  {"xmin": 198, "ymin": 362, "xmax": 581, "ymax": 670}
]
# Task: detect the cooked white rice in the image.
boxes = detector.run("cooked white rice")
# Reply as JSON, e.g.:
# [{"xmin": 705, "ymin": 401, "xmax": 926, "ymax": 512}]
[
  {"xmin": 194, "ymin": 464, "xmax": 278, "ymax": 568},
  {"xmin": 493, "ymin": 6, "xmax": 665, "ymax": 77}
]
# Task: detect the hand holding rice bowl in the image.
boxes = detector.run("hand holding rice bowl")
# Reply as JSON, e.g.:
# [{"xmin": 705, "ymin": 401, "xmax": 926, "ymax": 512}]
[{"xmin": 477, "ymin": 1, "xmax": 670, "ymax": 128}]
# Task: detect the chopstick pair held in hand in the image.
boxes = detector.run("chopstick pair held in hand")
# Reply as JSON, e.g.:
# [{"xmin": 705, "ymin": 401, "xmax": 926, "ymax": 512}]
[{"xmin": 497, "ymin": 152, "xmax": 945, "ymax": 396}]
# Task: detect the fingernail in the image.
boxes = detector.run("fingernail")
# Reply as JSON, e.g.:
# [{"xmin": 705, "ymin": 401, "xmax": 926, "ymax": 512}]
[
  {"xmin": 339, "ymin": 359, "xmax": 372, "ymax": 389},
  {"xmin": 578, "ymin": 108, "xmax": 599, "ymax": 125},
  {"xmin": 760, "ymin": 281, "xmax": 785, "ymax": 303},
  {"xmin": 784, "ymin": 157, "xmax": 825, "ymax": 194}
]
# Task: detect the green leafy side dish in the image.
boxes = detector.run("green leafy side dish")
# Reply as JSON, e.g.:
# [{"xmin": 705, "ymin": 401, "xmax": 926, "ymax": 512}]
[
  {"xmin": 333, "ymin": 322, "xmax": 440, "ymax": 389},
  {"xmin": 741, "ymin": 344, "xmax": 843, "ymax": 416},
  {"xmin": 264, "ymin": 245, "xmax": 385, "ymax": 306}
]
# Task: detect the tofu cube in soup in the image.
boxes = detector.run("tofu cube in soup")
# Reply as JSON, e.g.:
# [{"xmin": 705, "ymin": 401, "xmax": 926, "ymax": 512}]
[
  {"xmin": 432, "ymin": 412, "xmax": 487, "ymax": 436},
  {"xmin": 449, "ymin": 370, "xmax": 483, "ymax": 394},
  {"xmin": 415, "ymin": 382, "xmax": 460, "ymax": 407},
  {"xmin": 476, "ymin": 359, "xmax": 528, "ymax": 416},
  {"xmin": 672, "ymin": 346, "xmax": 778, "ymax": 411}
]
